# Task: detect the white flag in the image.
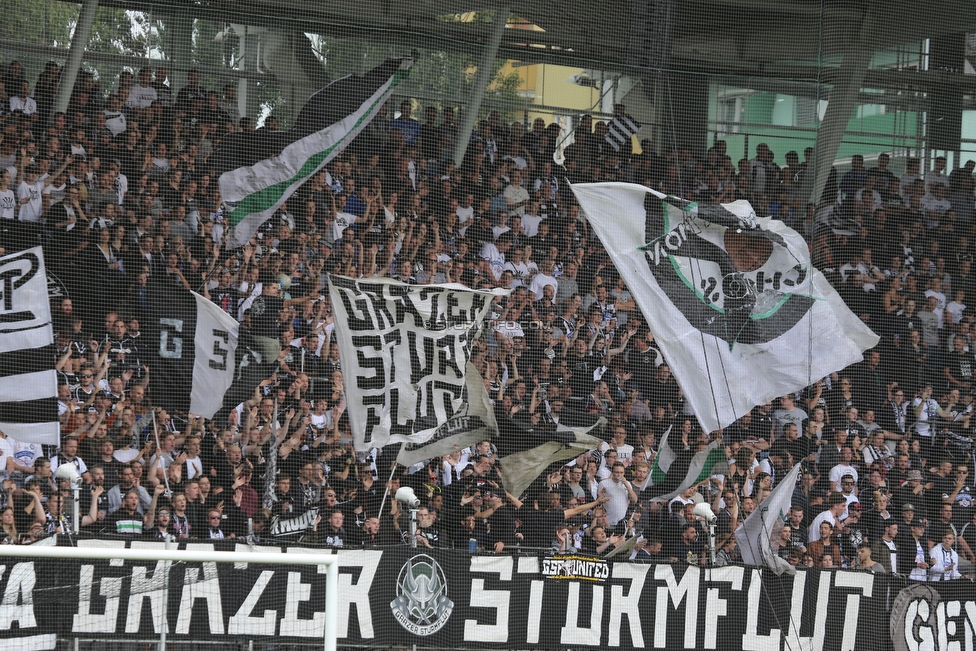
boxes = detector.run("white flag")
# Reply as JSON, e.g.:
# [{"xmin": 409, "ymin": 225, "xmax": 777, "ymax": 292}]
[
  {"xmin": 572, "ymin": 182, "xmax": 879, "ymax": 433},
  {"xmin": 735, "ymin": 463, "xmax": 802, "ymax": 575},
  {"xmin": 0, "ymin": 247, "xmax": 58, "ymax": 444},
  {"xmin": 328, "ymin": 275, "xmax": 507, "ymax": 451}
]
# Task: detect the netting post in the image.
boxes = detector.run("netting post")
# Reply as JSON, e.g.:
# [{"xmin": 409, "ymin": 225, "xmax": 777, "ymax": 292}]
[
  {"xmin": 53, "ymin": 0, "xmax": 100, "ymax": 115},
  {"xmin": 452, "ymin": 7, "xmax": 510, "ymax": 167}
]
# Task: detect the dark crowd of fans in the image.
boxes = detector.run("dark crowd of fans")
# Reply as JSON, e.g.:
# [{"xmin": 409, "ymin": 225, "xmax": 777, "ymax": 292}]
[{"xmin": 0, "ymin": 58, "xmax": 972, "ymax": 580}]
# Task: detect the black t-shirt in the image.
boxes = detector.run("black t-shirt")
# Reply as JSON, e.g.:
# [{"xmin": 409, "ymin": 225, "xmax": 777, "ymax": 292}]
[
  {"xmin": 249, "ymin": 294, "xmax": 284, "ymax": 339},
  {"xmin": 210, "ymin": 287, "xmax": 237, "ymax": 316},
  {"xmin": 945, "ymin": 351, "xmax": 975, "ymax": 387}
]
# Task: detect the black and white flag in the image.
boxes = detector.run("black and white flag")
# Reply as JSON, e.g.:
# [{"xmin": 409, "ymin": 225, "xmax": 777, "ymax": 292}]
[
  {"xmin": 605, "ymin": 114, "xmax": 642, "ymax": 152},
  {"xmin": 0, "ymin": 247, "xmax": 58, "ymax": 444},
  {"xmin": 328, "ymin": 275, "xmax": 507, "ymax": 451},
  {"xmin": 149, "ymin": 282, "xmax": 240, "ymax": 419},
  {"xmin": 396, "ymin": 363, "xmax": 498, "ymax": 468}
]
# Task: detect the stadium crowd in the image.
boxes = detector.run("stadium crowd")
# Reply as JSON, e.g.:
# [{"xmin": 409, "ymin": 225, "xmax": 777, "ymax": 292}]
[{"xmin": 0, "ymin": 59, "xmax": 973, "ymax": 581}]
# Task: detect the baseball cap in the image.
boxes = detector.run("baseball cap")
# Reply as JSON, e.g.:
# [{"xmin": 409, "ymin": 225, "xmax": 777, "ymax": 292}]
[
  {"xmin": 907, "ymin": 470, "xmax": 923, "ymax": 481},
  {"xmin": 902, "ymin": 503, "xmax": 915, "ymax": 511},
  {"xmin": 911, "ymin": 517, "xmax": 926, "ymax": 527},
  {"xmin": 848, "ymin": 502, "xmax": 862, "ymax": 511}
]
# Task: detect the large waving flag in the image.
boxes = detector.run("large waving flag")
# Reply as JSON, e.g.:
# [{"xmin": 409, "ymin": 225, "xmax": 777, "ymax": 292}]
[
  {"xmin": 572, "ymin": 182, "xmax": 879, "ymax": 433},
  {"xmin": 218, "ymin": 57, "xmax": 413, "ymax": 248},
  {"xmin": 397, "ymin": 363, "xmax": 498, "ymax": 468},
  {"xmin": 641, "ymin": 426, "xmax": 728, "ymax": 501},
  {"xmin": 735, "ymin": 462, "xmax": 802, "ymax": 575},
  {"xmin": 0, "ymin": 247, "xmax": 58, "ymax": 444},
  {"xmin": 328, "ymin": 275, "xmax": 507, "ymax": 451},
  {"xmin": 496, "ymin": 411, "xmax": 606, "ymax": 499}
]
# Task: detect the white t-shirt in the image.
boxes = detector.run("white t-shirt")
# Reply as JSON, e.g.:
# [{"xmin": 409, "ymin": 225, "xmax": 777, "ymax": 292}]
[
  {"xmin": 521, "ymin": 213, "xmax": 544, "ymax": 237},
  {"xmin": 17, "ymin": 179, "xmax": 43, "ymax": 222},
  {"xmin": 808, "ymin": 509, "xmax": 838, "ymax": 542},
  {"xmin": 331, "ymin": 212, "xmax": 357, "ymax": 242},
  {"xmin": 946, "ymin": 300, "xmax": 967, "ymax": 325},
  {"xmin": 528, "ymin": 272, "xmax": 558, "ymax": 300},
  {"xmin": 126, "ymin": 83, "xmax": 158, "ymax": 109},
  {"xmin": 0, "ymin": 188, "xmax": 15, "ymax": 219},
  {"xmin": 104, "ymin": 110, "xmax": 127, "ymax": 136},
  {"xmin": 9, "ymin": 96, "xmax": 36, "ymax": 115},
  {"xmin": 480, "ymin": 242, "xmax": 505, "ymax": 280},
  {"xmin": 456, "ymin": 204, "xmax": 474, "ymax": 225}
]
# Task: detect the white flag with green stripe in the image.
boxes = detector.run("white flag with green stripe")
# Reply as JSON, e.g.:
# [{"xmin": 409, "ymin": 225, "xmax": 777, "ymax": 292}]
[
  {"xmin": 219, "ymin": 57, "xmax": 413, "ymax": 248},
  {"xmin": 642, "ymin": 426, "xmax": 729, "ymax": 501}
]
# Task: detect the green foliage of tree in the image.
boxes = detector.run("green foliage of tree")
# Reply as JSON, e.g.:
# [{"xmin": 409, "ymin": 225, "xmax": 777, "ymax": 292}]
[{"xmin": 0, "ymin": 0, "xmax": 76, "ymax": 47}]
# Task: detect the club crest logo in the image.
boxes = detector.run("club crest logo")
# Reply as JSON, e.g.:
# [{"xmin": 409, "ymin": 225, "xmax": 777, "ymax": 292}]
[
  {"xmin": 390, "ymin": 554, "xmax": 454, "ymax": 636},
  {"xmin": 641, "ymin": 194, "xmax": 815, "ymax": 349}
]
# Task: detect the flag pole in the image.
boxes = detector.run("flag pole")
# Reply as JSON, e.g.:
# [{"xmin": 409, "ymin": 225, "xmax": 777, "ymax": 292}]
[
  {"xmin": 376, "ymin": 445, "xmax": 403, "ymax": 519},
  {"xmin": 262, "ymin": 398, "xmax": 280, "ymax": 510},
  {"xmin": 151, "ymin": 409, "xmax": 172, "ymax": 497}
]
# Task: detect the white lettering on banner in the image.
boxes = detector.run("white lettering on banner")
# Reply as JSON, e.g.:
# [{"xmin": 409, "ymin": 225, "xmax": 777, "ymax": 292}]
[
  {"xmin": 785, "ymin": 568, "xmax": 831, "ymax": 651},
  {"xmin": 328, "ymin": 276, "xmax": 504, "ymax": 451},
  {"xmin": 124, "ymin": 562, "xmax": 168, "ymax": 633},
  {"xmin": 281, "ymin": 571, "xmax": 325, "ymax": 637},
  {"xmin": 336, "ymin": 550, "xmax": 381, "ymax": 639},
  {"xmin": 228, "ymin": 570, "xmax": 277, "ymax": 636},
  {"xmin": 517, "ymin": 555, "xmax": 544, "ymax": 644},
  {"xmin": 175, "ymin": 544, "xmax": 223, "ymax": 635},
  {"xmin": 654, "ymin": 565, "xmax": 699, "ymax": 649},
  {"xmin": 608, "ymin": 563, "xmax": 650, "ymax": 647},
  {"xmin": 0, "ymin": 563, "xmax": 37, "ymax": 630},
  {"xmin": 898, "ymin": 596, "xmax": 976, "ymax": 651},
  {"xmin": 743, "ymin": 568, "xmax": 780, "ymax": 650},
  {"xmin": 561, "ymin": 582, "xmax": 604, "ymax": 646},
  {"xmin": 73, "ymin": 565, "xmax": 122, "ymax": 633},
  {"xmin": 703, "ymin": 567, "xmax": 744, "ymax": 650},
  {"xmin": 464, "ymin": 556, "xmax": 512, "ymax": 643},
  {"xmin": 835, "ymin": 572, "xmax": 874, "ymax": 651},
  {"xmin": 526, "ymin": 579, "xmax": 545, "ymax": 644}
]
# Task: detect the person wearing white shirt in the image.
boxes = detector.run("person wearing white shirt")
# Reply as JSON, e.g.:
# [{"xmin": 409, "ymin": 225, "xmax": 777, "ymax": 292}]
[
  {"xmin": 17, "ymin": 165, "xmax": 44, "ymax": 222},
  {"xmin": 521, "ymin": 200, "xmax": 545, "ymax": 237},
  {"xmin": 808, "ymin": 492, "xmax": 847, "ymax": 542},
  {"xmin": 126, "ymin": 68, "xmax": 158, "ymax": 109},
  {"xmin": 924, "ymin": 156, "xmax": 950, "ymax": 193},
  {"xmin": 455, "ymin": 193, "xmax": 475, "ymax": 226},
  {"xmin": 480, "ymin": 232, "xmax": 512, "ymax": 282},
  {"xmin": 598, "ymin": 463, "xmax": 638, "ymax": 527},
  {"xmin": 924, "ymin": 277, "xmax": 948, "ymax": 328},
  {"xmin": 929, "ymin": 531, "xmax": 962, "ymax": 581},
  {"xmin": 103, "ymin": 94, "xmax": 127, "ymax": 136},
  {"xmin": 0, "ymin": 169, "xmax": 15, "ymax": 220},
  {"xmin": 9, "ymin": 80, "xmax": 36, "ymax": 118},
  {"xmin": 503, "ymin": 170, "xmax": 530, "ymax": 217},
  {"xmin": 528, "ymin": 258, "xmax": 559, "ymax": 300}
]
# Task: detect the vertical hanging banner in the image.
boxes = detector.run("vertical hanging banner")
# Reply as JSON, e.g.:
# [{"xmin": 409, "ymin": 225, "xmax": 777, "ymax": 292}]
[
  {"xmin": 0, "ymin": 247, "xmax": 58, "ymax": 444},
  {"xmin": 328, "ymin": 276, "xmax": 507, "ymax": 451},
  {"xmin": 572, "ymin": 182, "xmax": 879, "ymax": 433}
]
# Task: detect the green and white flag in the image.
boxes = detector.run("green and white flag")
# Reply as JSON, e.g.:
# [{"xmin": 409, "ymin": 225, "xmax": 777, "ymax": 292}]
[
  {"xmin": 219, "ymin": 57, "xmax": 413, "ymax": 248},
  {"xmin": 642, "ymin": 426, "xmax": 728, "ymax": 501}
]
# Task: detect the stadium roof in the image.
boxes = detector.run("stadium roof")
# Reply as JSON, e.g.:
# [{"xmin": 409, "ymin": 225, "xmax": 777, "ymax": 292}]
[{"xmin": 94, "ymin": 0, "xmax": 976, "ymax": 89}]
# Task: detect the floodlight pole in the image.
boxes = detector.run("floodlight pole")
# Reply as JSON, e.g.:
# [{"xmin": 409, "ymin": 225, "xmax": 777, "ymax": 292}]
[
  {"xmin": 707, "ymin": 520, "xmax": 717, "ymax": 567},
  {"xmin": 452, "ymin": 7, "xmax": 510, "ymax": 168},
  {"xmin": 409, "ymin": 508, "xmax": 419, "ymax": 548},
  {"xmin": 72, "ymin": 482, "xmax": 80, "ymax": 535}
]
